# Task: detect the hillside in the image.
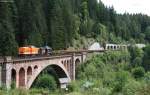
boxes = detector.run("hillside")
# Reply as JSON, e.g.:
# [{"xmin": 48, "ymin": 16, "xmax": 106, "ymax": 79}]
[
  {"xmin": 0, "ymin": 45, "xmax": 150, "ymax": 95},
  {"xmin": 0, "ymin": 0, "xmax": 150, "ymax": 56}
]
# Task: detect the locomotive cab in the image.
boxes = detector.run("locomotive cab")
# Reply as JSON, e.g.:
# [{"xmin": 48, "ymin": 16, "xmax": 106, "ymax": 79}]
[{"xmin": 39, "ymin": 46, "xmax": 52, "ymax": 55}]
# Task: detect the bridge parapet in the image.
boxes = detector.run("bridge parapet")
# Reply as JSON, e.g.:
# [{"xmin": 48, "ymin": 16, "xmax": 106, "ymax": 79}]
[{"xmin": 105, "ymin": 44, "xmax": 128, "ymax": 50}]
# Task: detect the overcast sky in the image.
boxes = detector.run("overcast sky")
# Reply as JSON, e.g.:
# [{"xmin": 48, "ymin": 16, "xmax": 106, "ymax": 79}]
[{"xmin": 100, "ymin": 0, "xmax": 150, "ymax": 16}]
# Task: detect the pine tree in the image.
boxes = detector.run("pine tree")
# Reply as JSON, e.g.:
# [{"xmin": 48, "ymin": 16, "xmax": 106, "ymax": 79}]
[
  {"xmin": 0, "ymin": 2, "xmax": 18, "ymax": 56},
  {"xmin": 50, "ymin": 0, "xmax": 66, "ymax": 49}
]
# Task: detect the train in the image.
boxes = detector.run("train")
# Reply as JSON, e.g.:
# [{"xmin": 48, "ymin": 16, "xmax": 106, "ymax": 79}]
[
  {"xmin": 18, "ymin": 43, "xmax": 129, "ymax": 56},
  {"xmin": 18, "ymin": 45, "xmax": 52, "ymax": 56}
]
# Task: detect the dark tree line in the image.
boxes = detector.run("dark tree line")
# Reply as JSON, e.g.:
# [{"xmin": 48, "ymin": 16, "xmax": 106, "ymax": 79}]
[{"xmin": 0, "ymin": 0, "xmax": 150, "ymax": 55}]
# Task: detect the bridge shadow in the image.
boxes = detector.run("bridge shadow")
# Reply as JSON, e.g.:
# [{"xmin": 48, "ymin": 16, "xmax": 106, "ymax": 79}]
[
  {"xmin": 11, "ymin": 69, "xmax": 16, "ymax": 88},
  {"xmin": 75, "ymin": 59, "xmax": 80, "ymax": 68},
  {"xmin": 19, "ymin": 68, "xmax": 25, "ymax": 87},
  {"xmin": 75, "ymin": 59, "xmax": 80, "ymax": 78},
  {"xmin": 30, "ymin": 64, "xmax": 69, "ymax": 89}
]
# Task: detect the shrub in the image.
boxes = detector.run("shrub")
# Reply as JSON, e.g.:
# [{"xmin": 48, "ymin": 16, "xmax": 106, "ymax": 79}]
[
  {"xmin": 113, "ymin": 71, "xmax": 130, "ymax": 92},
  {"xmin": 132, "ymin": 67, "xmax": 145, "ymax": 79},
  {"xmin": 98, "ymin": 87, "xmax": 112, "ymax": 95},
  {"xmin": 144, "ymin": 72, "xmax": 150, "ymax": 84},
  {"xmin": 11, "ymin": 89, "xmax": 28, "ymax": 95},
  {"xmin": 11, "ymin": 81, "xmax": 16, "ymax": 89},
  {"xmin": 132, "ymin": 57, "xmax": 142, "ymax": 67},
  {"xmin": 33, "ymin": 74, "xmax": 57, "ymax": 90},
  {"xmin": 122, "ymin": 80, "xmax": 141, "ymax": 95},
  {"xmin": 67, "ymin": 81, "xmax": 79, "ymax": 92},
  {"xmin": 142, "ymin": 45, "xmax": 150, "ymax": 71},
  {"xmin": 136, "ymin": 85, "xmax": 150, "ymax": 95},
  {"xmin": 102, "ymin": 71, "xmax": 115, "ymax": 88}
]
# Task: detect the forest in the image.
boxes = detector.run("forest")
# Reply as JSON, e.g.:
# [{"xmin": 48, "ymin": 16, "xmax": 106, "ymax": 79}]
[{"xmin": 0, "ymin": 0, "xmax": 150, "ymax": 56}]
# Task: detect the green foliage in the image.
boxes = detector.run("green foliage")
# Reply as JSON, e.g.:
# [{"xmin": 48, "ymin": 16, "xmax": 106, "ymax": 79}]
[
  {"xmin": 136, "ymin": 85, "xmax": 150, "ymax": 95},
  {"xmin": 76, "ymin": 51, "xmax": 132, "ymax": 94},
  {"xmin": 68, "ymin": 81, "xmax": 79, "ymax": 92},
  {"xmin": 122, "ymin": 80, "xmax": 141, "ymax": 95},
  {"xmin": 98, "ymin": 87, "xmax": 112, "ymax": 95},
  {"xmin": 144, "ymin": 72, "xmax": 150, "ymax": 84},
  {"xmin": 129, "ymin": 46, "xmax": 144, "ymax": 67},
  {"xmin": 145, "ymin": 26, "xmax": 150, "ymax": 43},
  {"xmin": 33, "ymin": 74, "xmax": 57, "ymax": 91},
  {"xmin": 132, "ymin": 67, "xmax": 145, "ymax": 79},
  {"xmin": 142, "ymin": 45, "xmax": 150, "ymax": 71},
  {"xmin": 28, "ymin": 31, "xmax": 43, "ymax": 47},
  {"xmin": 11, "ymin": 81, "xmax": 16, "ymax": 89},
  {"xmin": 92, "ymin": 22, "xmax": 108, "ymax": 43},
  {"xmin": 75, "ymin": 50, "xmax": 150, "ymax": 95},
  {"xmin": 113, "ymin": 71, "xmax": 130, "ymax": 92},
  {"xmin": 0, "ymin": 3, "xmax": 18, "ymax": 56},
  {"xmin": 133, "ymin": 57, "xmax": 142, "ymax": 67}
]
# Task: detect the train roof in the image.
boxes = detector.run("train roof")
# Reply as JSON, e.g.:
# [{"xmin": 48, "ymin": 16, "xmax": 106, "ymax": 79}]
[
  {"xmin": 19, "ymin": 45, "xmax": 38, "ymax": 48},
  {"xmin": 40, "ymin": 46, "xmax": 52, "ymax": 50}
]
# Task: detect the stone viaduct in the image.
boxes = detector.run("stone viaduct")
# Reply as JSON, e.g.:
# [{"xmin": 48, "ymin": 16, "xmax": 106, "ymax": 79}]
[
  {"xmin": 105, "ymin": 44, "xmax": 128, "ymax": 50},
  {"xmin": 0, "ymin": 52, "xmax": 87, "ymax": 89},
  {"xmin": 0, "ymin": 44, "xmax": 127, "ymax": 89}
]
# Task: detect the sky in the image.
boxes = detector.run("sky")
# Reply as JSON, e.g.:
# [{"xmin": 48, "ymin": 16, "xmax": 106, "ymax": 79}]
[{"xmin": 99, "ymin": 0, "xmax": 150, "ymax": 16}]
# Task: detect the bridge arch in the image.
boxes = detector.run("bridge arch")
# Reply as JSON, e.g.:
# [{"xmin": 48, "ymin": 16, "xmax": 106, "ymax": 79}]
[
  {"xmin": 11, "ymin": 68, "xmax": 16, "ymax": 87},
  {"xmin": 75, "ymin": 58, "xmax": 80, "ymax": 67},
  {"xmin": 27, "ymin": 66, "xmax": 32, "ymax": 82},
  {"xmin": 19, "ymin": 68, "xmax": 25, "ymax": 87},
  {"xmin": 11, "ymin": 69, "xmax": 16, "ymax": 81},
  {"xmin": 27, "ymin": 63, "xmax": 71, "ymax": 89}
]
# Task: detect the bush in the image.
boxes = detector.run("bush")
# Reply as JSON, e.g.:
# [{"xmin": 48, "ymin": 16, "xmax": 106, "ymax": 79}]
[
  {"xmin": 102, "ymin": 71, "xmax": 115, "ymax": 88},
  {"xmin": 142, "ymin": 45, "xmax": 150, "ymax": 71},
  {"xmin": 10, "ymin": 89, "xmax": 28, "ymax": 95},
  {"xmin": 98, "ymin": 87, "xmax": 112, "ymax": 95},
  {"xmin": 132, "ymin": 67, "xmax": 145, "ymax": 79},
  {"xmin": 136, "ymin": 85, "xmax": 150, "ymax": 95},
  {"xmin": 132, "ymin": 57, "xmax": 142, "ymax": 67},
  {"xmin": 113, "ymin": 71, "xmax": 130, "ymax": 92},
  {"xmin": 122, "ymin": 80, "xmax": 141, "ymax": 95},
  {"xmin": 144, "ymin": 72, "xmax": 150, "ymax": 84},
  {"xmin": 11, "ymin": 81, "xmax": 16, "ymax": 89},
  {"xmin": 67, "ymin": 81, "xmax": 79, "ymax": 92},
  {"xmin": 33, "ymin": 74, "xmax": 57, "ymax": 90}
]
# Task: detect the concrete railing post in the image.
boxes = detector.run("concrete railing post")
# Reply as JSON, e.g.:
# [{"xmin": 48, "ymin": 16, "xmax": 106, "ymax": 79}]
[{"xmin": 81, "ymin": 52, "xmax": 87, "ymax": 63}]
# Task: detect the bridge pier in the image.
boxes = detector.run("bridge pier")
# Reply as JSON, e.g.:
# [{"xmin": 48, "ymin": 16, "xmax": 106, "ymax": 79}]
[
  {"xmin": 70, "ymin": 52, "xmax": 87, "ymax": 80},
  {"xmin": 1, "ymin": 57, "xmax": 12, "ymax": 89},
  {"xmin": 81, "ymin": 52, "xmax": 87, "ymax": 63},
  {"xmin": 16, "ymin": 71, "xmax": 19, "ymax": 88},
  {"xmin": 0, "ymin": 64, "xmax": 2, "ymax": 86},
  {"xmin": 72, "ymin": 53, "xmax": 76, "ymax": 80}
]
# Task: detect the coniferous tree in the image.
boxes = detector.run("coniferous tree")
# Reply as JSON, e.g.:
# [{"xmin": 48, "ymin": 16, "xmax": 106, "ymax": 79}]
[
  {"xmin": 50, "ymin": 0, "xmax": 66, "ymax": 49},
  {"xmin": 0, "ymin": 2, "xmax": 18, "ymax": 56}
]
